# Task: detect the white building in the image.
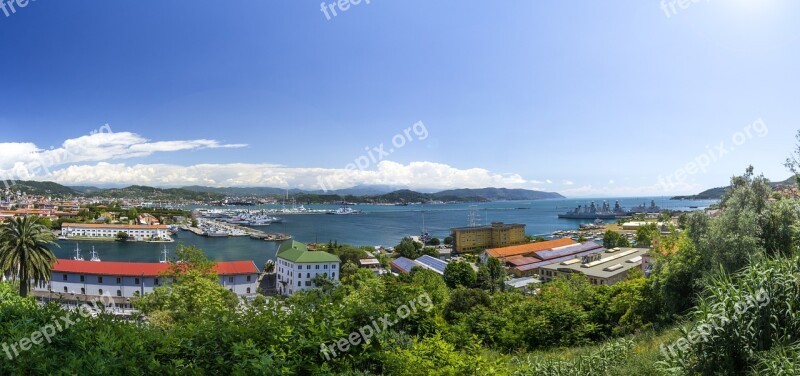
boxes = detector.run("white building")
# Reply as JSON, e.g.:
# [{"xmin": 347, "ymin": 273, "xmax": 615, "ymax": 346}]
[
  {"xmin": 62, "ymin": 223, "xmax": 170, "ymax": 241},
  {"xmin": 32, "ymin": 259, "xmax": 259, "ymax": 309},
  {"xmin": 275, "ymin": 241, "xmax": 340, "ymax": 296}
]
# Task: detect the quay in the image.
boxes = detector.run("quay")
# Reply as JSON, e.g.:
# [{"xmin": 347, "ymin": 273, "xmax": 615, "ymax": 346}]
[{"xmin": 185, "ymin": 218, "xmax": 292, "ymax": 241}]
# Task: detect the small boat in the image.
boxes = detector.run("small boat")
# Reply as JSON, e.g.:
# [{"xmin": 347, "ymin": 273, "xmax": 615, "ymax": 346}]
[
  {"xmin": 90, "ymin": 247, "xmax": 101, "ymax": 262},
  {"xmin": 73, "ymin": 244, "xmax": 84, "ymax": 261}
]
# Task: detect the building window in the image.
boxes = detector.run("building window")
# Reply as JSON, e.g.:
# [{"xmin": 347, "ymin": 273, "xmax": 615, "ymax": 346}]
[
  {"xmin": 297, "ymin": 281, "xmax": 301, "ymax": 287},
  {"xmin": 305, "ymin": 281, "xmax": 311, "ymax": 286},
  {"xmin": 333, "ymin": 265, "xmax": 337, "ymax": 269},
  {"xmin": 315, "ymin": 265, "xmax": 319, "ymax": 269},
  {"xmin": 80, "ymin": 288, "xmax": 85, "ymax": 295},
  {"xmin": 324, "ymin": 265, "xmax": 328, "ymax": 269},
  {"xmin": 154, "ymin": 278, "xmax": 159, "ymax": 286},
  {"xmin": 98, "ymin": 289, "xmax": 103, "ymax": 295},
  {"xmin": 116, "ymin": 277, "xmax": 121, "ymax": 284},
  {"xmin": 306, "ymin": 273, "xmax": 310, "ymax": 278},
  {"xmin": 98, "ymin": 276, "xmax": 103, "ymax": 284},
  {"xmin": 306, "ymin": 265, "xmax": 311, "ymax": 270},
  {"xmin": 135, "ymin": 278, "xmax": 140, "ymax": 285},
  {"xmin": 246, "ymin": 287, "xmax": 251, "ymax": 294},
  {"xmin": 63, "ymin": 286, "xmax": 68, "ymax": 293},
  {"xmin": 297, "ymin": 265, "xmax": 302, "ymax": 270},
  {"xmin": 80, "ymin": 275, "xmax": 85, "ymax": 282},
  {"xmin": 246, "ymin": 275, "xmax": 251, "ymax": 282},
  {"xmin": 63, "ymin": 274, "xmax": 67, "ymax": 281},
  {"xmin": 332, "ymin": 272, "xmax": 336, "ymax": 278},
  {"xmin": 117, "ymin": 290, "xmax": 122, "ymax": 297},
  {"xmin": 228, "ymin": 276, "xmax": 234, "ymax": 283}
]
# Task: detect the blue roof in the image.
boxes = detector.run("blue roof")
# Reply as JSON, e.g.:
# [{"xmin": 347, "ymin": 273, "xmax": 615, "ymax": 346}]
[
  {"xmin": 535, "ymin": 241, "xmax": 603, "ymax": 261},
  {"xmin": 415, "ymin": 255, "xmax": 448, "ymax": 275},
  {"xmin": 391, "ymin": 257, "xmax": 420, "ymax": 274}
]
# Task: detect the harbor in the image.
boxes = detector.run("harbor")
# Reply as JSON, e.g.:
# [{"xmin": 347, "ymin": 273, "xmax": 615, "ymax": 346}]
[{"xmin": 183, "ymin": 217, "xmax": 292, "ymax": 242}]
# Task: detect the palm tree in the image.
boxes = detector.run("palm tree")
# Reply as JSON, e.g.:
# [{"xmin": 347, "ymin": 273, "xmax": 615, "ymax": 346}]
[
  {"xmin": 263, "ymin": 260, "xmax": 275, "ymax": 274},
  {"xmin": 0, "ymin": 216, "xmax": 58, "ymax": 297}
]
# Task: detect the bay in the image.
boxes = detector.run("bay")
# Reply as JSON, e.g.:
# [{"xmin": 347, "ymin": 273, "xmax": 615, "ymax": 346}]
[{"xmin": 52, "ymin": 196, "xmax": 715, "ymax": 271}]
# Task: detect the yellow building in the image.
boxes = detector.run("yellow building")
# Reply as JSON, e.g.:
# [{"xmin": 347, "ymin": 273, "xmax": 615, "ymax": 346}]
[{"xmin": 451, "ymin": 222, "xmax": 526, "ymax": 253}]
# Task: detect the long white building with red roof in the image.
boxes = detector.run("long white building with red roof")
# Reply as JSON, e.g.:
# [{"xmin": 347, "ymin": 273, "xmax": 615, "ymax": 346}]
[{"xmin": 33, "ymin": 259, "xmax": 260, "ymax": 308}]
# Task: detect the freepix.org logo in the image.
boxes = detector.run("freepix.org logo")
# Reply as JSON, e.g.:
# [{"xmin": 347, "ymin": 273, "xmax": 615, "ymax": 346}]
[{"xmin": 0, "ymin": 0, "xmax": 35, "ymax": 18}]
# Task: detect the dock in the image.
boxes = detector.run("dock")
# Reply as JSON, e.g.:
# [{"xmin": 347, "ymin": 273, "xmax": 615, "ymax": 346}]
[{"xmin": 185, "ymin": 218, "xmax": 291, "ymax": 241}]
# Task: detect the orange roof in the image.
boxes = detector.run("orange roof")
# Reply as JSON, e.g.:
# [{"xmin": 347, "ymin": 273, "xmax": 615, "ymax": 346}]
[
  {"xmin": 485, "ymin": 238, "xmax": 577, "ymax": 259},
  {"xmin": 62, "ymin": 223, "xmax": 168, "ymax": 229},
  {"xmin": 52, "ymin": 259, "xmax": 258, "ymax": 277}
]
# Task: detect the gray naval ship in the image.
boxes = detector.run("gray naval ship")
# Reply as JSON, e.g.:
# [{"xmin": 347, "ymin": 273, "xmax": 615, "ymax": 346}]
[{"xmin": 558, "ymin": 200, "xmax": 661, "ymax": 219}]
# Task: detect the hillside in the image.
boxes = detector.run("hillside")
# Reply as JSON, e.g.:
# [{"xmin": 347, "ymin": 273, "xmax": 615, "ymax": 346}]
[
  {"xmin": 3, "ymin": 180, "xmax": 78, "ymax": 196},
  {"xmin": 182, "ymin": 185, "xmax": 563, "ymax": 203},
  {"xmin": 3, "ymin": 180, "xmax": 563, "ymax": 203},
  {"xmin": 181, "ymin": 185, "xmax": 301, "ymax": 196},
  {"xmin": 433, "ymin": 187, "xmax": 564, "ymax": 201},
  {"xmin": 671, "ymin": 176, "xmax": 796, "ymax": 200},
  {"xmin": 85, "ymin": 185, "xmax": 225, "ymax": 201}
]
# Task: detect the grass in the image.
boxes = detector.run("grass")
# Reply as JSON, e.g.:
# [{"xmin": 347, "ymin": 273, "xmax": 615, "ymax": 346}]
[{"xmin": 506, "ymin": 327, "xmax": 682, "ymax": 376}]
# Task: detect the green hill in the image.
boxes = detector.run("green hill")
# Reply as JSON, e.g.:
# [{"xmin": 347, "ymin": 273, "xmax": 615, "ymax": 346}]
[
  {"xmin": 433, "ymin": 187, "xmax": 564, "ymax": 201},
  {"xmin": 85, "ymin": 185, "xmax": 224, "ymax": 201},
  {"xmin": 3, "ymin": 180, "xmax": 78, "ymax": 196}
]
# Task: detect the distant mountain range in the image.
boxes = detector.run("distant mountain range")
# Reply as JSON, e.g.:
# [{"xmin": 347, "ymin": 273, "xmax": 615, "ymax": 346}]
[
  {"xmin": 671, "ymin": 176, "xmax": 796, "ymax": 200},
  {"xmin": 182, "ymin": 185, "xmax": 564, "ymax": 203},
  {"xmin": 3, "ymin": 181, "xmax": 564, "ymax": 203}
]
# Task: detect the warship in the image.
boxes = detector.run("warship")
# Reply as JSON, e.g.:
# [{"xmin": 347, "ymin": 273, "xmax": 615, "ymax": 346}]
[{"xmin": 558, "ymin": 201, "xmax": 627, "ymax": 219}]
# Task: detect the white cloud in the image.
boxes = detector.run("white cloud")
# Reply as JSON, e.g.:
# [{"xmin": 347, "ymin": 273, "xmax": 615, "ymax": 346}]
[
  {"xmin": 563, "ymin": 180, "xmax": 574, "ymax": 185},
  {"xmin": 0, "ymin": 131, "xmax": 246, "ymax": 180},
  {"xmin": 546, "ymin": 179, "xmax": 553, "ymax": 184},
  {"xmin": 608, "ymin": 179, "xmax": 615, "ymax": 184},
  {"xmin": 38, "ymin": 160, "xmax": 546, "ymax": 191}
]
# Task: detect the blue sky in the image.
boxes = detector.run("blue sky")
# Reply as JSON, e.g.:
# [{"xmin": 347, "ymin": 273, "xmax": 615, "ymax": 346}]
[{"xmin": 0, "ymin": 0, "xmax": 797, "ymax": 196}]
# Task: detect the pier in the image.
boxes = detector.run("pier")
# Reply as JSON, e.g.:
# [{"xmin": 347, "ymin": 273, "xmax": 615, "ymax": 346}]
[{"xmin": 185, "ymin": 218, "xmax": 291, "ymax": 241}]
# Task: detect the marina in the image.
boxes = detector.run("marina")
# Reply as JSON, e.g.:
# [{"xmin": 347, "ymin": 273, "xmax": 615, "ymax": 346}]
[{"xmin": 48, "ymin": 197, "xmax": 714, "ymax": 270}]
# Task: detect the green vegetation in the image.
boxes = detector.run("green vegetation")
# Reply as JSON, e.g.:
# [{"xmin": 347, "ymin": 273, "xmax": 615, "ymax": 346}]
[
  {"xmin": 394, "ymin": 236, "xmax": 437, "ymax": 259},
  {"xmin": 85, "ymin": 185, "xmax": 224, "ymax": 201},
  {"xmin": 2, "ymin": 180, "xmax": 79, "ymax": 197},
  {"xmin": 635, "ymin": 223, "xmax": 660, "ymax": 248},
  {"xmin": 3, "ymin": 156, "xmax": 800, "ymax": 373},
  {"xmin": 134, "ymin": 245, "xmax": 239, "ymax": 327},
  {"xmin": 71, "ymin": 203, "xmax": 190, "ymax": 225},
  {"xmin": 602, "ymin": 230, "xmax": 630, "ymax": 249},
  {"xmin": 443, "ymin": 261, "xmax": 476, "ymax": 289},
  {"xmin": 0, "ymin": 216, "xmax": 57, "ymax": 297}
]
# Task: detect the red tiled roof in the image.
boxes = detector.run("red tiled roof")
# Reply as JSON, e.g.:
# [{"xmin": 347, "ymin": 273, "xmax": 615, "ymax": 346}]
[{"xmin": 51, "ymin": 259, "xmax": 258, "ymax": 277}]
